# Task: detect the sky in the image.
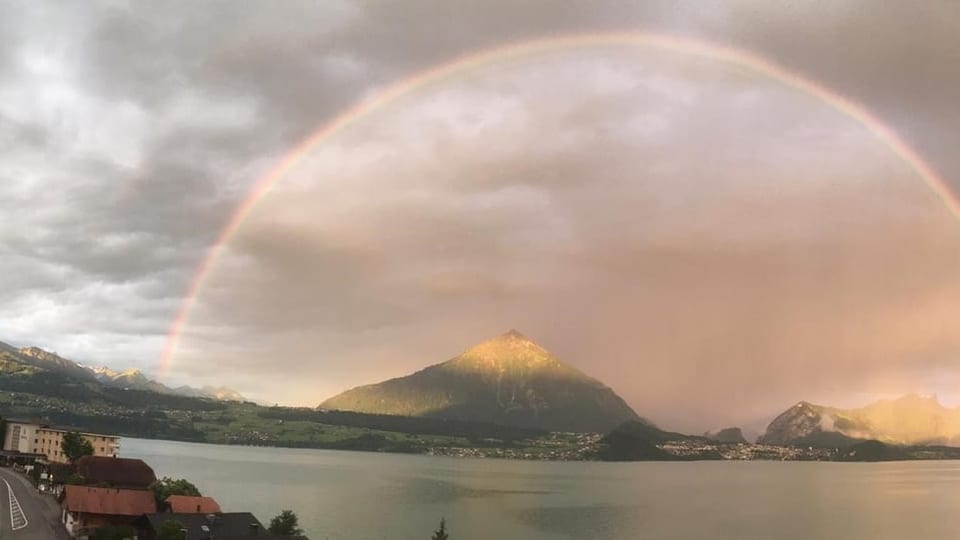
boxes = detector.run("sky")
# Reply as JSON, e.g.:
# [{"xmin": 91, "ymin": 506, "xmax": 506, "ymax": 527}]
[{"xmin": 1, "ymin": 1, "xmax": 958, "ymax": 432}]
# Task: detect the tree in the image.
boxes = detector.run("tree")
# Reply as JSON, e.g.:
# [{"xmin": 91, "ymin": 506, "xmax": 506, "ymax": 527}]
[
  {"xmin": 28, "ymin": 465, "xmax": 41, "ymax": 485},
  {"xmin": 156, "ymin": 520, "xmax": 186, "ymax": 540},
  {"xmin": 149, "ymin": 477, "xmax": 201, "ymax": 508},
  {"xmin": 431, "ymin": 518, "xmax": 449, "ymax": 540},
  {"xmin": 61, "ymin": 431, "xmax": 94, "ymax": 463},
  {"xmin": 268, "ymin": 510, "xmax": 304, "ymax": 537},
  {"xmin": 63, "ymin": 472, "xmax": 85, "ymax": 485}
]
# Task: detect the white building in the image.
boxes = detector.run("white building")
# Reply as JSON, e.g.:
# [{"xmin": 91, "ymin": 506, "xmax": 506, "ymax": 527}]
[{"xmin": 2, "ymin": 420, "xmax": 120, "ymax": 463}]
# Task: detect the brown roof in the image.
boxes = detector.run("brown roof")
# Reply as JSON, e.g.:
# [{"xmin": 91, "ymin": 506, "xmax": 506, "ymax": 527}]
[
  {"xmin": 63, "ymin": 485, "xmax": 156, "ymax": 516},
  {"xmin": 166, "ymin": 495, "xmax": 222, "ymax": 514},
  {"xmin": 76, "ymin": 456, "xmax": 157, "ymax": 488}
]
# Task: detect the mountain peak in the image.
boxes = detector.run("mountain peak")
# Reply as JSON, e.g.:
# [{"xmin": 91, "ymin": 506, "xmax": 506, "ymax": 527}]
[
  {"xmin": 477, "ymin": 329, "xmax": 541, "ymax": 349},
  {"xmin": 893, "ymin": 393, "xmax": 941, "ymax": 405},
  {"xmin": 791, "ymin": 401, "xmax": 822, "ymax": 415},
  {"xmin": 705, "ymin": 427, "xmax": 748, "ymax": 444},
  {"xmin": 12, "ymin": 346, "xmax": 98, "ymax": 381},
  {"xmin": 502, "ymin": 329, "xmax": 531, "ymax": 340},
  {"xmin": 321, "ymin": 331, "xmax": 641, "ymax": 432},
  {"xmin": 763, "ymin": 394, "xmax": 960, "ymax": 447},
  {"xmin": 453, "ymin": 330, "xmax": 558, "ymax": 373},
  {"xmin": 19, "ymin": 346, "xmax": 59, "ymax": 360}
]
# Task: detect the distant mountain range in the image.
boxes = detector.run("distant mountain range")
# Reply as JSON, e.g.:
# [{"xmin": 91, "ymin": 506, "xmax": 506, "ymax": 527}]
[
  {"xmin": 84, "ymin": 365, "xmax": 245, "ymax": 401},
  {"xmin": 758, "ymin": 395, "xmax": 960, "ymax": 447},
  {"xmin": 5, "ymin": 336, "xmax": 958, "ymax": 455},
  {"xmin": 321, "ymin": 330, "xmax": 642, "ymax": 433},
  {"xmin": 0, "ymin": 340, "xmax": 245, "ymax": 402}
]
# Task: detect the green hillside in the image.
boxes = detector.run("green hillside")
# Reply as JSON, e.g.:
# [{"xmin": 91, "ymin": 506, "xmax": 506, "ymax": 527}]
[
  {"xmin": 595, "ymin": 421, "xmax": 682, "ymax": 461},
  {"xmin": 0, "ymin": 341, "xmax": 588, "ymax": 456}
]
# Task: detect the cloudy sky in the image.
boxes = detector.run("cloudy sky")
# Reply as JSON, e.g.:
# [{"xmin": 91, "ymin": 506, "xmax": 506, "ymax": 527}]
[{"xmin": 1, "ymin": 1, "xmax": 958, "ymax": 432}]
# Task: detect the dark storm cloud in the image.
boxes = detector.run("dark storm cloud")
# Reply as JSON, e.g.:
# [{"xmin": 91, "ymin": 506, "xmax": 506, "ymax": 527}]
[
  {"xmin": 0, "ymin": 2, "xmax": 265, "ymax": 361},
  {"xmin": 1, "ymin": 1, "xmax": 958, "ymax": 428}
]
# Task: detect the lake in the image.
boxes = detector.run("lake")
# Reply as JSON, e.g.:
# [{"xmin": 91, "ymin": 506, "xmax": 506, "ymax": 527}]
[{"xmin": 121, "ymin": 438, "xmax": 960, "ymax": 539}]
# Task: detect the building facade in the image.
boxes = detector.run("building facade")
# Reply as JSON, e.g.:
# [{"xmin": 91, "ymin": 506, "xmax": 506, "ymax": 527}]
[
  {"xmin": 62, "ymin": 485, "xmax": 156, "ymax": 537},
  {"xmin": 2, "ymin": 420, "xmax": 120, "ymax": 463}
]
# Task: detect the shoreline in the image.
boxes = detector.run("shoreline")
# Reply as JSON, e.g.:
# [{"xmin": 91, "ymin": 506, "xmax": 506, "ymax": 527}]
[{"xmin": 117, "ymin": 435, "xmax": 960, "ymax": 464}]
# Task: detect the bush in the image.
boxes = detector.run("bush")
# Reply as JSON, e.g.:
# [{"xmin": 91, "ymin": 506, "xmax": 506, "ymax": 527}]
[
  {"xmin": 156, "ymin": 520, "xmax": 186, "ymax": 540},
  {"xmin": 432, "ymin": 518, "xmax": 449, "ymax": 540},
  {"xmin": 268, "ymin": 510, "xmax": 305, "ymax": 537},
  {"xmin": 149, "ymin": 477, "xmax": 201, "ymax": 508}
]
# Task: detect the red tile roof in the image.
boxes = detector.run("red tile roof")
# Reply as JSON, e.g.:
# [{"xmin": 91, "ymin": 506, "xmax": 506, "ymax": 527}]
[
  {"xmin": 166, "ymin": 495, "xmax": 222, "ymax": 514},
  {"xmin": 63, "ymin": 485, "xmax": 156, "ymax": 516}
]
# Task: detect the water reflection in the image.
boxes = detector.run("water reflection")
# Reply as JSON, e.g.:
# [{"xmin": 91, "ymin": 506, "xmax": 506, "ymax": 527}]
[
  {"xmin": 393, "ymin": 477, "xmax": 553, "ymax": 504},
  {"xmin": 515, "ymin": 505, "xmax": 640, "ymax": 539}
]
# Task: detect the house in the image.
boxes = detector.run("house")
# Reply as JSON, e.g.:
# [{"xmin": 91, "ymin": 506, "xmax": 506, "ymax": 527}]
[
  {"xmin": 61, "ymin": 485, "xmax": 156, "ymax": 538},
  {"xmin": 164, "ymin": 495, "xmax": 222, "ymax": 514},
  {"xmin": 138, "ymin": 512, "xmax": 282, "ymax": 539},
  {"xmin": 76, "ymin": 455, "xmax": 157, "ymax": 489},
  {"xmin": 2, "ymin": 419, "xmax": 120, "ymax": 463}
]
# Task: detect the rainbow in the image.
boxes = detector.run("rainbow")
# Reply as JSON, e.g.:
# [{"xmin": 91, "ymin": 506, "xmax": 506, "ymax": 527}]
[{"xmin": 156, "ymin": 32, "xmax": 959, "ymax": 380}]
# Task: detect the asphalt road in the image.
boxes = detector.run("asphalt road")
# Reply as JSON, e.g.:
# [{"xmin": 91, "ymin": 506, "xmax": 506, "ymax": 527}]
[{"xmin": 0, "ymin": 468, "xmax": 69, "ymax": 540}]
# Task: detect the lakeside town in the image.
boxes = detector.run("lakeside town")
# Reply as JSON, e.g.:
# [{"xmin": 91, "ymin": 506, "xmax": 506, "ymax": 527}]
[
  {"xmin": 658, "ymin": 440, "xmax": 836, "ymax": 461},
  {"xmin": 424, "ymin": 435, "xmax": 837, "ymax": 461},
  {"xmin": 0, "ymin": 417, "xmax": 304, "ymax": 539}
]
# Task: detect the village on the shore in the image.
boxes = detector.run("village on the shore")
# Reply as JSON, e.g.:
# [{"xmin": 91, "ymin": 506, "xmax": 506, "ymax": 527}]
[{"xmin": 1, "ymin": 417, "xmax": 297, "ymax": 539}]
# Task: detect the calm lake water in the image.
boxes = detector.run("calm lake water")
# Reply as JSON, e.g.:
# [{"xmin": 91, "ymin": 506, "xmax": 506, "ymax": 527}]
[{"xmin": 121, "ymin": 438, "xmax": 960, "ymax": 539}]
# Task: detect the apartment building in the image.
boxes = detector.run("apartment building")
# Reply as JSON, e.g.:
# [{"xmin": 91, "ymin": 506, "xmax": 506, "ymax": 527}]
[{"xmin": 3, "ymin": 420, "xmax": 120, "ymax": 463}]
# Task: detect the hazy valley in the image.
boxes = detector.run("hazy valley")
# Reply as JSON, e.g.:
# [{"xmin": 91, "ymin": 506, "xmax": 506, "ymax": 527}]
[{"xmin": 1, "ymin": 333, "xmax": 958, "ymax": 463}]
